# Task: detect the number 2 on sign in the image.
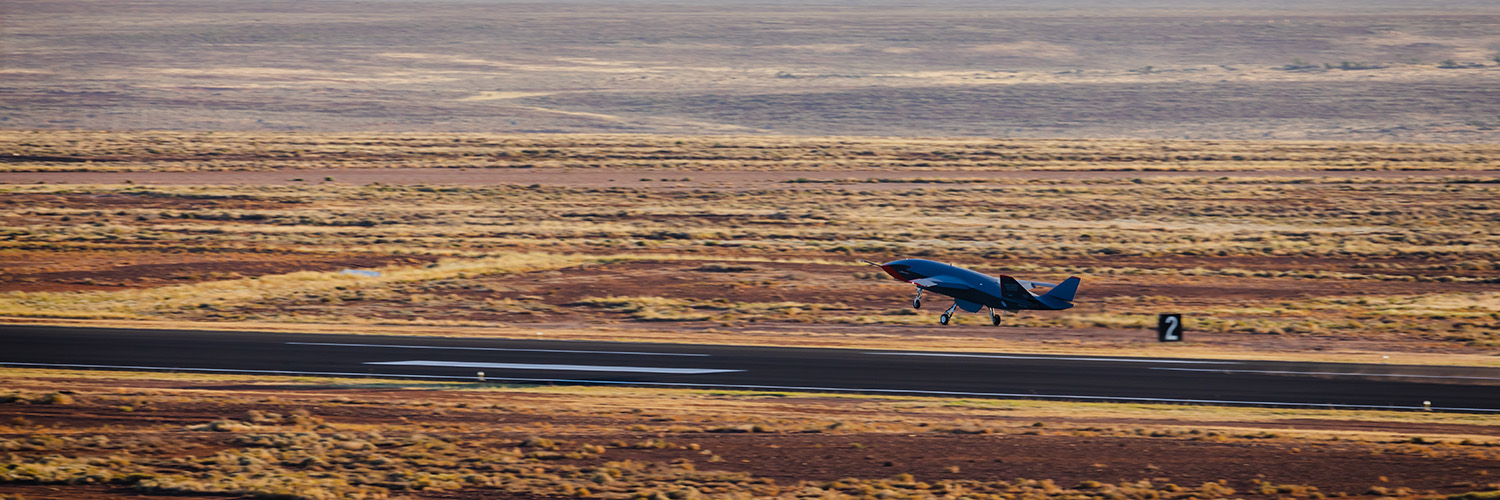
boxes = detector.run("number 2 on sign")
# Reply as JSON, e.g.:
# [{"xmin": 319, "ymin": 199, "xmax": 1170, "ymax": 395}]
[{"xmin": 1163, "ymin": 316, "xmax": 1181, "ymax": 341}]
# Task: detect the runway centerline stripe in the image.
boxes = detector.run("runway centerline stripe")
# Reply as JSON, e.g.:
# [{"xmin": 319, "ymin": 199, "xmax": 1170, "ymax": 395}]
[
  {"xmin": 3, "ymin": 361, "xmax": 1492, "ymax": 412},
  {"xmin": 1154, "ymin": 367, "xmax": 1500, "ymax": 381},
  {"xmin": 866, "ymin": 352, "xmax": 1239, "ymax": 364},
  {"xmin": 0, "ymin": 361, "xmax": 460, "ymax": 380},
  {"xmin": 287, "ymin": 341, "xmax": 708, "ymax": 357},
  {"xmin": 363, "ymin": 360, "xmax": 741, "ymax": 375}
]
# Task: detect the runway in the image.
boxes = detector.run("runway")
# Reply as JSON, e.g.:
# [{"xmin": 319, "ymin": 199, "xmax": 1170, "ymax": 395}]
[{"xmin": 5, "ymin": 324, "xmax": 1500, "ymax": 412}]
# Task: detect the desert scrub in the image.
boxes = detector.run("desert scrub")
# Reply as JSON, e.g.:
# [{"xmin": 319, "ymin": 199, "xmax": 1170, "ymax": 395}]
[
  {"xmin": 0, "ymin": 453, "xmax": 146, "ymax": 485},
  {"xmin": 0, "ymin": 252, "xmax": 593, "ymax": 320},
  {"xmin": 11, "ymin": 179, "xmax": 1500, "ymax": 266},
  {"xmin": 4, "ymin": 366, "xmax": 1500, "ymax": 499},
  {"xmin": 0, "ymin": 434, "xmax": 142, "ymax": 453},
  {"xmin": 0, "ymin": 391, "xmax": 75, "ymax": 405},
  {"xmin": 1, "ymin": 408, "xmax": 1297, "ymax": 500},
  {"xmin": 5, "ymin": 131, "xmax": 1499, "ymax": 173},
  {"xmin": 1, "ymin": 428, "xmax": 743, "ymax": 500},
  {"xmin": 793, "ymin": 476, "xmax": 1246, "ymax": 500},
  {"xmin": 575, "ymin": 296, "xmax": 853, "ymax": 322},
  {"xmin": 5, "ymin": 133, "xmax": 1500, "ymax": 347}
]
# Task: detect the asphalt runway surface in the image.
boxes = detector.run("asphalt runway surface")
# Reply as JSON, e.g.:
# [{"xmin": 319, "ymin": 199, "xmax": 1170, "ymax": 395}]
[{"xmin": 5, "ymin": 325, "xmax": 1500, "ymax": 412}]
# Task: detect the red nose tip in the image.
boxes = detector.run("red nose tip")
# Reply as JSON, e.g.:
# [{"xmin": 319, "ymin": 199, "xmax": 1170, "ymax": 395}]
[{"xmin": 879, "ymin": 264, "xmax": 903, "ymax": 280}]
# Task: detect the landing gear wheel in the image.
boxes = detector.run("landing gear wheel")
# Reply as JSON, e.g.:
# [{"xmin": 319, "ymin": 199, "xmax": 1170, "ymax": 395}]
[
  {"xmin": 939, "ymin": 314, "xmax": 950, "ymax": 325},
  {"xmin": 912, "ymin": 298, "xmax": 922, "ymax": 309},
  {"xmin": 992, "ymin": 314, "xmax": 1002, "ymax": 326}
]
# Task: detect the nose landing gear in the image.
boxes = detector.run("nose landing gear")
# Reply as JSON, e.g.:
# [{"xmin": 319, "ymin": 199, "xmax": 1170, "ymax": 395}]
[{"xmin": 912, "ymin": 288, "xmax": 924, "ymax": 309}]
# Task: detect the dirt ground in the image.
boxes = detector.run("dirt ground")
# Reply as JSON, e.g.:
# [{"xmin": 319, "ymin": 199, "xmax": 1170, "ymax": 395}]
[
  {"xmin": 0, "ymin": 247, "xmax": 436, "ymax": 293},
  {"xmin": 3, "ymin": 134, "xmax": 1499, "ymax": 496},
  {"xmin": 2, "ymin": 245, "xmax": 1493, "ymax": 357},
  {"xmin": 3, "ymin": 159, "xmax": 1498, "ymax": 361},
  {"xmin": 6, "ymin": 168, "xmax": 1500, "ymax": 189},
  {"xmin": 1, "ymin": 246, "xmax": 1493, "ymax": 360},
  {"xmin": 3, "ymin": 374, "xmax": 1500, "ymax": 500}
]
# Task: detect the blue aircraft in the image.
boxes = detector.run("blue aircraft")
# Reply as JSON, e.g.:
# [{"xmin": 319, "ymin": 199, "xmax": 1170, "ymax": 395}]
[{"xmin": 866, "ymin": 258, "xmax": 1080, "ymax": 326}]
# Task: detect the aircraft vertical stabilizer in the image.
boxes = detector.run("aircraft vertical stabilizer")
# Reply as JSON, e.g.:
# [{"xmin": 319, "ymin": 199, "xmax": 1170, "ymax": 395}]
[{"xmin": 1042, "ymin": 276, "xmax": 1080, "ymax": 301}]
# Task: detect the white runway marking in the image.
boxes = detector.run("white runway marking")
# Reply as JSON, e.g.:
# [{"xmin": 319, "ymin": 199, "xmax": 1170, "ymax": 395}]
[
  {"xmin": 1154, "ymin": 367, "xmax": 1500, "ymax": 381},
  {"xmin": 866, "ymin": 352, "xmax": 1239, "ymax": 365},
  {"xmin": 0, "ymin": 361, "xmax": 459, "ymax": 380},
  {"xmin": 287, "ymin": 341, "xmax": 708, "ymax": 357},
  {"xmin": 2, "ymin": 361, "xmax": 1495, "ymax": 412},
  {"xmin": 364, "ymin": 360, "xmax": 740, "ymax": 375}
]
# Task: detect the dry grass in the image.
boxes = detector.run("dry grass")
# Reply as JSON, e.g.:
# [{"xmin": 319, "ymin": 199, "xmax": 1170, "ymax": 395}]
[
  {"xmin": 5, "ymin": 130, "xmax": 1500, "ymax": 173},
  {"xmin": 4, "ymin": 368, "xmax": 1500, "ymax": 499},
  {"xmin": 0, "ymin": 253, "xmax": 592, "ymax": 320},
  {"xmin": 1, "ymin": 132, "xmax": 1499, "ymax": 362}
]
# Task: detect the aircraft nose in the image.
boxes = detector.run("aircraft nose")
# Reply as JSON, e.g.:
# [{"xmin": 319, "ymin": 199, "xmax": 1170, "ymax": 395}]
[{"xmin": 879, "ymin": 264, "xmax": 905, "ymax": 281}]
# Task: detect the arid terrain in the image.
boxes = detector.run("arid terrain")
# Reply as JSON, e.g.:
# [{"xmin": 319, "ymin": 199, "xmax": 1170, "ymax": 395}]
[
  {"xmin": 1, "ymin": 131, "xmax": 1498, "ymax": 360},
  {"xmin": 4, "ymin": 0, "xmax": 1500, "ymax": 142},
  {"xmin": 6, "ymin": 2, "xmax": 1500, "ymax": 496},
  {"xmin": 5, "ymin": 369, "xmax": 1500, "ymax": 500},
  {"xmin": 2, "ymin": 131, "xmax": 1500, "ymax": 498}
]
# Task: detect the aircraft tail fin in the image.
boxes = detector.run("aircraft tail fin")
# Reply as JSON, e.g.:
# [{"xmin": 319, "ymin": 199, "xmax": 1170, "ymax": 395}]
[{"xmin": 1037, "ymin": 276, "xmax": 1080, "ymax": 308}]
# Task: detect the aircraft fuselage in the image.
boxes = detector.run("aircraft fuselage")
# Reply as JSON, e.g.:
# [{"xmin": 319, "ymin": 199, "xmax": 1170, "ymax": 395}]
[{"xmin": 879, "ymin": 258, "xmax": 1073, "ymax": 312}]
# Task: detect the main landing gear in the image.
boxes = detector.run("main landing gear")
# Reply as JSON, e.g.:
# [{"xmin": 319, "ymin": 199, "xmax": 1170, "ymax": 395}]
[
  {"xmin": 936, "ymin": 306, "xmax": 1005, "ymax": 326},
  {"xmin": 922, "ymin": 295, "xmax": 1007, "ymax": 327},
  {"xmin": 939, "ymin": 302, "xmax": 959, "ymax": 325}
]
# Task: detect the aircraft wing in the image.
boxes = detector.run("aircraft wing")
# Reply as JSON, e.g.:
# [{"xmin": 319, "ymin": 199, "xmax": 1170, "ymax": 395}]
[{"xmin": 909, "ymin": 275, "xmax": 972, "ymax": 290}]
